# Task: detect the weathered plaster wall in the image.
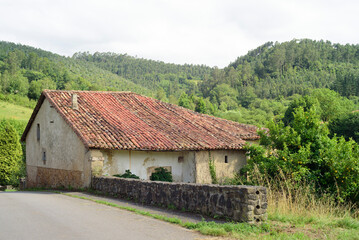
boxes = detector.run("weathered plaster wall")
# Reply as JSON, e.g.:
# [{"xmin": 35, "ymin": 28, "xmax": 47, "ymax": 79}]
[
  {"xmin": 25, "ymin": 99, "xmax": 91, "ymax": 188},
  {"xmin": 195, "ymin": 150, "xmax": 247, "ymax": 184},
  {"xmin": 92, "ymin": 176, "xmax": 267, "ymax": 223},
  {"xmin": 100, "ymin": 150, "xmax": 196, "ymax": 182},
  {"xmin": 99, "ymin": 149, "xmax": 245, "ymax": 183}
]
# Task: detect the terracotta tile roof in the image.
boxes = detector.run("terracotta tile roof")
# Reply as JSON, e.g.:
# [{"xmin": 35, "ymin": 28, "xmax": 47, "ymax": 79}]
[{"xmin": 21, "ymin": 90, "xmax": 259, "ymax": 151}]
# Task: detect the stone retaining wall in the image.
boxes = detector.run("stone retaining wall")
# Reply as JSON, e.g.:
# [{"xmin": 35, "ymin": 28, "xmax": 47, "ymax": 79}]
[{"xmin": 92, "ymin": 176, "xmax": 267, "ymax": 223}]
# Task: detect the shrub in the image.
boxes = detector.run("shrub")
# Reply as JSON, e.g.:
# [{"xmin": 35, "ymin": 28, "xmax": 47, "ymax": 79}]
[
  {"xmin": 150, "ymin": 167, "xmax": 173, "ymax": 182},
  {"xmin": 0, "ymin": 120, "xmax": 22, "ymax": 186},
  {"xmin": 241, "ymin": 107, "xmax": 359, "ymax": 202},
  {"xmin": 113, "ymin": 169, "xmax": 139, "ymax": 179},
  {"xmin": 329, "ymin": 111, "xmax": 359, "ymax": 142}
]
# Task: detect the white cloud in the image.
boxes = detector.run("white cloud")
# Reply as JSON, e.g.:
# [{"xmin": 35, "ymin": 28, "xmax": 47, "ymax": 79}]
[{"xmin": 0, "ymin": 0, "xmax": 358, "ymax": 67}]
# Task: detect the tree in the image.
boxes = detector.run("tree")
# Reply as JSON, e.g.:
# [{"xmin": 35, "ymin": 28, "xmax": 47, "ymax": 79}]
[
  {"xmin": 178, "ymin": 92, "xmax": 193, "ymax": 109},
  {"xmin": 283, "ymin": 89, "xmax": 355, "ymax": 125},
  {"xmin": 283, "ymin": 95, "xmax": 319, "ymax": 125},
  {"xmin": 311, "ymin": 88, "xmax": 354, "ymax": 122},
  {"xmin": 155, "ymin": 87, "xmax": 168, "ymax": 102},
  {"xmin": 28, "ymin": 77, "xmax": 56, "ymax": 100},
  {"xmin": 329, "ymin": 111, "xmax": 359, "ymax": 142},
  {"xmin": 195, "ymin": 97, "xmax": 206, "ymax": 113},
  {"xmin": 0, "ymin": 120, "xmax": 22, "ymax": 186},
  {"xmin": 243, "ymin": 107, "xmax": 359, "ymax": 202},
  {"xmin": 8, "ymin": 73, "xmax": 29, "ymax": 96}
]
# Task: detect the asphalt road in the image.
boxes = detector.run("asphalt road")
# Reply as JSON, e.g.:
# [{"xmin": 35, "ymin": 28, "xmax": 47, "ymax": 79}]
[{"xmin": 0, "ymin": 191, "xmax": 205, "ymax": 240}]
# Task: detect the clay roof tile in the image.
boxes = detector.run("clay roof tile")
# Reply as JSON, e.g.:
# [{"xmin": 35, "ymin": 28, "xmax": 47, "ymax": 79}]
[{"xmin": 21, "ymin": 90, "xmax": 259, "ymax": 150}]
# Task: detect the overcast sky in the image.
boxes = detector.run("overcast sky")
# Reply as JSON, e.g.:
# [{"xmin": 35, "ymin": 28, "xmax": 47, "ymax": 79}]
[{"xmin": 1, "ymin": 0, "xmax": 358, "ymax": 67}]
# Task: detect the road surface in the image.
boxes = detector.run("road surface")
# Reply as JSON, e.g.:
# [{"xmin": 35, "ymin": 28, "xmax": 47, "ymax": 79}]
[{"xmin": 0, "ymin": 191, "xmax": 206, "ymax": 240}]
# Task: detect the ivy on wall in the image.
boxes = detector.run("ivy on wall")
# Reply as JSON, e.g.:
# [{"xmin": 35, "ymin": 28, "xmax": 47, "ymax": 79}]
[{"xmin": 208, "ymin": 151, "xmax": 218, "ymax": 184}]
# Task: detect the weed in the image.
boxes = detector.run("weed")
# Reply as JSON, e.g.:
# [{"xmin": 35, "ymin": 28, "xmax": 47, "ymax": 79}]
[{"xmin": 167, "ymin": 204, "xmax": 176, "ymax": 210}]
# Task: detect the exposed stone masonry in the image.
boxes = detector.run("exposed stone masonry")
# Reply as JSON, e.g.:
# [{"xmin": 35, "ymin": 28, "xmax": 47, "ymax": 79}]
[
  {"xmin": 92, "ymin": 176, "xmax": 267, "ymax": 223},
  {"xmin": 34, "ymin": 167, "xmax": 83, "ymax": 188}
]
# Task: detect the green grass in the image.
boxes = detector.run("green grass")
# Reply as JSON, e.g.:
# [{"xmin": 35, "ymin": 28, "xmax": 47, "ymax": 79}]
[
  {"xmin": 62, "ymin": 191, "xmax": 359, "ymax": 239},
  {"xmin": 4, "ymin": 189, "xmax": 17, "ymax": 192},
  {"xmin": 0, "ymin": 100, "xmax": 32, "ymax": 121},
  {"xmin": 61, "ymin": 192, "xmax": 269, "ymax": 239}
]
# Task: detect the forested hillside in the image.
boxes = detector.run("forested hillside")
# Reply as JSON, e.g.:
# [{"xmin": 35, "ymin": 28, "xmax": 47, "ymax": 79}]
[
  {"xmin": 1, "ymin": 39, "xmax": 359, "ymax": 126},
  {"xmin": 0, "ymin": 41, "xmax": 150, "ymax": 101}
]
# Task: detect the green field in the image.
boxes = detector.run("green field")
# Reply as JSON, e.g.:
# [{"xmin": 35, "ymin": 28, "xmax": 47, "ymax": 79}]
[{"xmin": 0, "ymin": 100, "xmax": 33, "ymax": 121}]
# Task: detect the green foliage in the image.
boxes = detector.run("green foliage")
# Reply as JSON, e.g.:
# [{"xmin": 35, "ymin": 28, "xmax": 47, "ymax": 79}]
[
  {"xmin": 113, "ymin": 169, "xmax": 140, "ymax": 179},
  {"xmin": 195, "ymin": 97, "xmax": 206, "ymax": 113},
  {"xmin": 329, "ymin": 111, "xmax": 359, "ymax": 142},
  {"xmin": 0, "ymin": 93, "xmax": 36, "ymax": 109},
  {"xmin": 0, "ymin": 120, "xmax": 22, "ymax": 186},
  {"xmin": 2, "ymin": 39, "xmax": 359, "ymax": 129},
  {"xmin": 283, "ymin": 89, "xmax": 355, "ymax": 125},
  {"xmin": 242, "ymin": 107, "xmax": 359, "ymax": 202},
  {"xmin": 178, "ymin": 92, "xmax": 194, "ymax": 109},
  {"xmin": 28, "ymin": 77, "xmax": 56, "ymax": 100},
  {"xmin": 208, "ymin": 151, "xmax": 218, "ymax": 184},
  {"xmin": 150, "ymin": 167, "xmax": 173, "ymax": 182}
]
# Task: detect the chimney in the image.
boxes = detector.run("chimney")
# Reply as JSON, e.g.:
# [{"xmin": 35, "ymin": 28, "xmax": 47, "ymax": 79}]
[{"xmin": 72, "ymin": 94, "xmax": 78, "ymax": 110}]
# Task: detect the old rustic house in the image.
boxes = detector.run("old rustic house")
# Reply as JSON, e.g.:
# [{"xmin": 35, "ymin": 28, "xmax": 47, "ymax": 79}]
[{"xmin": 21, "ymin": 90, "xmax": 259, "ymax": 188}]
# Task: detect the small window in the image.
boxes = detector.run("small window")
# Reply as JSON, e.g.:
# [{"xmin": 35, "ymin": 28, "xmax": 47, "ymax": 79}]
[
  {"xmin": 42, "ymin": 151, "xmax": 46, "ymax": 164},
  {"xmin": 225, "ymin": 155, "xmax": 228, "ymax": 163},
  {"xmin": 37, "ymin": 124, "xmax": 40, "ymax": 141}
]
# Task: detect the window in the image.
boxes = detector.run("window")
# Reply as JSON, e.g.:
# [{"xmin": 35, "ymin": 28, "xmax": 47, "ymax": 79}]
[
  {"xmin": 42, "ymin": 151, "xmax": 46, "ymax": 164},
  {"xmin": 225, "ymin": 155, "xmax": 228, "ymax": 163},
  {"xmin": 37, "ymin": 124, "xmax": 40, "ymax": 141}
]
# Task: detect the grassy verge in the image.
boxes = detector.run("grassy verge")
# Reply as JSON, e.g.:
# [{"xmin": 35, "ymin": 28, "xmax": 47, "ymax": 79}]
[
  {"xmin": 61, "ymin": 191, "xmax": 359, "ymax": 239},
  {"xmin": 238, "ymin": 167, "xmax": 359, "ymax": 239},
  {"xmin": 61, "ymin": 192, "xmax": 270, "ymax": 239}
]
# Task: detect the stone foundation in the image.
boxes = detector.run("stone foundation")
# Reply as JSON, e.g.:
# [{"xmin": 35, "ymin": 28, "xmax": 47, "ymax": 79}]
[
  {"xmin": 28, "ymin": 167, "xmax": 83, "ymax": 189},
  {"xmin": 92, "ymin": 176, "xmax": 267, "ymax": 223}
]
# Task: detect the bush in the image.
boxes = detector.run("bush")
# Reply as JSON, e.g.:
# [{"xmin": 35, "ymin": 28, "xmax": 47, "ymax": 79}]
[
  {"xmin": 113, "ymin": 169, "xmax": 139, "ymax": 179},
  {"xmin": 150, "ymin": 167, "xmax": 173, "ymax": 182},
  {"xmin": 329, "ymin": 111, "xmax": 359, "ymax": 142},
  {"xmin": 0, "ymin": 120, "xmax": 22, "ymax": 186},
  {"xmin": 241, "ymin": 107, "xmax": 359, "ymax": 202}
]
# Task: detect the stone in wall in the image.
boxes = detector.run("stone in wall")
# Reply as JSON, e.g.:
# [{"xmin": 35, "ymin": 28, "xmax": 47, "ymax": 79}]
[{"xmin": 92, "ymin": 176, "xmax": 267, "ymax": 223}]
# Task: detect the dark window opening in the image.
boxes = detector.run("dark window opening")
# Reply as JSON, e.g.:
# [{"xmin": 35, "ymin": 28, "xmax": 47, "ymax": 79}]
[
  {"xmin": 225, "ymin": 155, "xmax": 228, "ymax": 163},
  {"xmin": 42, "ymin": 151, "xmax": 46, "ymax": 164},
  {"xmin": 37, "ymin": 124, "xmax": 40, "ymax": 141}
]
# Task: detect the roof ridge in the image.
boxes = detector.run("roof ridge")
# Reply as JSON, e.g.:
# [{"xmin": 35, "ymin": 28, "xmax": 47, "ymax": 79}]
[{"xmin": 43, "ymin": 89, "xmax": 135, "ymax": 94}]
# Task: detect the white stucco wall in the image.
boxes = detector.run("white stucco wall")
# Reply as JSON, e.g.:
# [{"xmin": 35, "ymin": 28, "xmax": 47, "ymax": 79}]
[
  {"xmin": 99, "ymin": 150, "xmax": 196, "ymax": 182},
  {"xmin": 25, "ymin": 99, "xmax": 91, "ymax": 187},
  {"xmin": 99, "ymin": 149, "xmax": 246, "ymax": 183}
]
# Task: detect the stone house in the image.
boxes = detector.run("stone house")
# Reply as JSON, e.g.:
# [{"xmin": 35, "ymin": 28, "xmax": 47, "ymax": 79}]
[{"xmin": 21, "ymin": 90, "xmax": 259, "ymax": 188}]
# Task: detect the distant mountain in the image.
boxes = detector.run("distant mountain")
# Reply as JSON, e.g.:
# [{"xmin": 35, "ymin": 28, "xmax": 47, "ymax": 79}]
[
  {"xmin": 1, "ymin": 39, "xmax": 359, "ymax": 126},
  {"xmin": 72, "ymin": 52, "xmax": 212, "ymax": 91}
]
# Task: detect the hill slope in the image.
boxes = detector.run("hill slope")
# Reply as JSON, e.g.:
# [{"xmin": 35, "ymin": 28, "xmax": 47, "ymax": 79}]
[{"xmin": 1, "ymin": 39, "xmax": 359, "ymax": 126}]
